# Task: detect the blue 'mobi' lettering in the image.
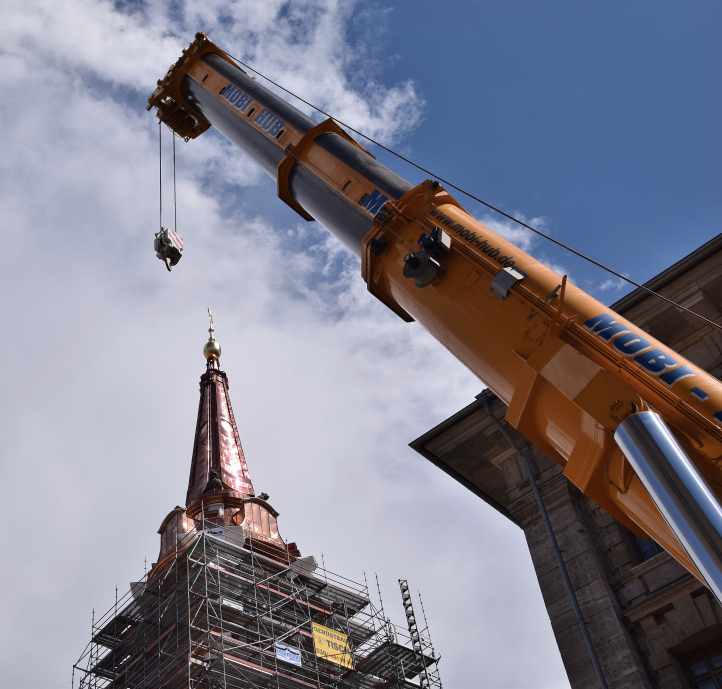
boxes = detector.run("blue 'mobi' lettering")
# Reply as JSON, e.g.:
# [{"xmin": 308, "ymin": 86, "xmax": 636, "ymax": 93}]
[
  {"xmin": 219, "ymin": 87, "xmax": 286, "ymax": 137},
  {"xmin": 612, "ymin": 331, "xmax": 650, "ymax": 356},
  {"xmin": 583, "ymin": 313, "xmax": 694, "ymax": 388},
  {"xmin": 255, "ymin": 109, "xmax": 284, "ymax": 137},
  {"xmin": 220, "ymin": 84, "xmax": 253, "ymax": 112},
  {"xmin": 585, "ymin": 314, "xmax": 630, "ymax": 342},
  {"xmin": 359, "ymin": 190, "xmax": 388, "ymax": 216},
  {"xmin": 583, "ymin": 312, "xmax": 722, "ymax": 422}
]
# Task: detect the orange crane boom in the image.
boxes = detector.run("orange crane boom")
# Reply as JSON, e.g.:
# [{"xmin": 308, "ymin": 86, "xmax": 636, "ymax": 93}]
[{"xmin": 148, "ymin": 34, "xmax": 722, "ymax": 602}]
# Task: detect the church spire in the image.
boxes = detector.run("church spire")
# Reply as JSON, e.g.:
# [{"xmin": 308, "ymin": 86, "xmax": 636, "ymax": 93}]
[
  {"xmin": 153, "ymin": 310, "xmax": 300, "ymax": 568},
  {"xmin": 186, "ymin": 310, "xmax": 254, "ymax": 507}
]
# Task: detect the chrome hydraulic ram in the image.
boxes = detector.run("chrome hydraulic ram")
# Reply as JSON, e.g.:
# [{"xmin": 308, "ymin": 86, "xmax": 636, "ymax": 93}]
[{"xmin": 615, "ymin": 412, "xmax": 722, "ymax": 602}]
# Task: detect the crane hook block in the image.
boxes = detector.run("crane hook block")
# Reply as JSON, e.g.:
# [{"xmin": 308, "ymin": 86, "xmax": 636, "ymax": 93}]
[{"xmin": 154, "ymin": 227, "xmax": 184, "ymax": 272}]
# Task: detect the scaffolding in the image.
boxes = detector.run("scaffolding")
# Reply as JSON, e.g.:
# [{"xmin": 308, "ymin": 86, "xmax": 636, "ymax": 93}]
[{"xmin": 73, "ymin": 522, "xmax": 443, "ymax": 689}]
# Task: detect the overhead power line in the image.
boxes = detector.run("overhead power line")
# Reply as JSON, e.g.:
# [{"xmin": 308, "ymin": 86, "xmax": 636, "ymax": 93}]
[{"xmin": 224, "ymin": 50, "xmax": 721, "ymax": 333}]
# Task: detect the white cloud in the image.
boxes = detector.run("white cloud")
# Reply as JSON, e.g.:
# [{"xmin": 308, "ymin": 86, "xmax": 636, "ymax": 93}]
[
  {"xmin": 472, "ymin": 213, "xmax": 575, "ymax": 281},
  {"xmin": 598, "ymin": 276, "xmax": 627, "ymax": 292},
  {"xmin": 4, "ymin": 0, "xmax": 421, "ymax": 145},
  {"xmin": 475, "ymin": 213, "xmax": 539, "ymax": 251},
  {"xmin": 5, "ymin": 0, "xmax": 182, "ymax": 89},
  {"xmin": 0, "ymin": 3, "xmax": 568, "ymax": 689}
]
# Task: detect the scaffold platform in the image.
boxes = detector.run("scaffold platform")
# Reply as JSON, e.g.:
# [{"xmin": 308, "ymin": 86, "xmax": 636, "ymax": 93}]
[{"xmin": 73, "ymin": 523, "xmax": 443, "ymax": 689}]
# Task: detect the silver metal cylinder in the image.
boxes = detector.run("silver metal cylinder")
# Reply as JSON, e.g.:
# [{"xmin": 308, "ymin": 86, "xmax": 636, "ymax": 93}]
[{"xmin": 614, "ymin": 411, "xmax": 722, "ymax": 604}]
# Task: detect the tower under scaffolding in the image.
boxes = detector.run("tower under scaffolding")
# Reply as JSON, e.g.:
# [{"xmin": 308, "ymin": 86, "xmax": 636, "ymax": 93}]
[
  {"xmin": 73, "ymin": 519, "xmax": 441, "ymax": 689},
  {"xmin": 73, "ymin": 320, "xmax": 443, "ymax": 689}
]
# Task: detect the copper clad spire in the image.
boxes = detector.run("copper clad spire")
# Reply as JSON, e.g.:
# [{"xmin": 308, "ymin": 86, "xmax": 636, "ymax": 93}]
[
  {"xmin": 186, "ymin": 311, "xmax": 254, "ymax": 506},
  {"xmin": 154, "ymin": 310, "xmax": 299, "ymax": 569}
]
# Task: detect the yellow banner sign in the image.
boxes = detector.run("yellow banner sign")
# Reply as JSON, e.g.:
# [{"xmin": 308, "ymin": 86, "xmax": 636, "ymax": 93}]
[{"xmin": 311, "ymin": 622, "xmax": 353, "ymax": 669}]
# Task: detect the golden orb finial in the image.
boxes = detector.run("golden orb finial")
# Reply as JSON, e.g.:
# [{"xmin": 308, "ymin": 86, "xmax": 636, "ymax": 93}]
[{"xmin": 204, "ymin": 307, "xmax": 221, "ymax": 362}]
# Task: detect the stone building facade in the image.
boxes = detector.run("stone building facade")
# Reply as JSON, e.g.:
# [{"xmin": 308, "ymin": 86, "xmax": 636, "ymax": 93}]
[{"xmin": 411, "ymin": 234, "xmax": 722, "ymax": 688}]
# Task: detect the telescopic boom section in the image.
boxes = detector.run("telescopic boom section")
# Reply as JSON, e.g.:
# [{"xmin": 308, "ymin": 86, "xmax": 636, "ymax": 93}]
[{"xmin": 150, "ymin": 34, "xmax": 722, "ymax": 601}]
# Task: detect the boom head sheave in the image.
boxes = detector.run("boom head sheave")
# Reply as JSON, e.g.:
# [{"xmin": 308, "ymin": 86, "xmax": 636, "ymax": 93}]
[{"xmin": 147, "ymin": 33, "xmax": 233, "ymax": 140}]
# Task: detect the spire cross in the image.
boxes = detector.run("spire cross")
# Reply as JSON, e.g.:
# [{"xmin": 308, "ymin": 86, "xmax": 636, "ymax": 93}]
[
  {"xmin": 207, "ymin": 306, "xmax": 215, "ymax": 339},
  {"xmin": 203, "ymin": 307, "xmax": 221, "ymax": 365}
]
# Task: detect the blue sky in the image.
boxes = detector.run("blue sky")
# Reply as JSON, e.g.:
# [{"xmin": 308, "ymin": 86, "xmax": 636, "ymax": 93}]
[
  {"xmin": 2, "ymin": 2, "xmax": 720, "ymax": 688},
  {"xmin": 366, "ymin": 2, "xmax": 722, "ymax": 294},
  {"xmin": 134, "ymin": 1, "xmax": 722, "ymax": 295}
]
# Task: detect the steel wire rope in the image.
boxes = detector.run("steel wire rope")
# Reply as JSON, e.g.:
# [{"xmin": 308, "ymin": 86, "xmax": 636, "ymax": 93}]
[
  {"xmin": 158, "ymin": 121, "xmax": 163, "ymax": 229},
  {"xmin": 223, "ymin": 50, "xmax": 722, "ymax": 334},
  {"xmin": 173, "ymin": 130, "xmax": 178, "ymax": 232}
]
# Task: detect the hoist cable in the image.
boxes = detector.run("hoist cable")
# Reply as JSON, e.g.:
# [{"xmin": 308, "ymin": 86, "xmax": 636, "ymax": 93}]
[
  {"xmin": 172, "ymin": 131, "xmax": 177, "ymax": 232},
  {"xmin": 223, "ymin": 50, "xmax": 722, "ymax": 333},
  {"xmin": 158, "ymin": 121, "xmax": 162, "ymax": 229}
]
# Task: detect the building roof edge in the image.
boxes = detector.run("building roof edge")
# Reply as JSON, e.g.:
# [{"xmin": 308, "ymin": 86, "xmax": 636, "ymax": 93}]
[{"xmin": 611, "ymin": 232, "xmax": 722, "ymax": 314}]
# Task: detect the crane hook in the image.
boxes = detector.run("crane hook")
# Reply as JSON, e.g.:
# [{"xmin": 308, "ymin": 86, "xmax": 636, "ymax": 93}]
[
  {"xmin": 156, "ymin": 124, "xmax": 184, "ymax": 271},
  {"xmin": 154, "ymin": 227, "xmax": 183, "ymax": 271}
]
